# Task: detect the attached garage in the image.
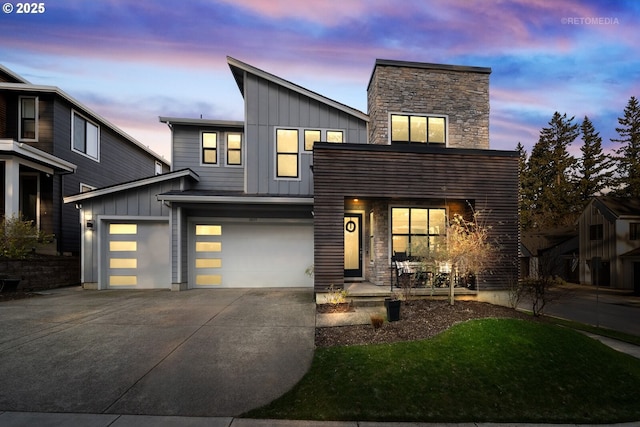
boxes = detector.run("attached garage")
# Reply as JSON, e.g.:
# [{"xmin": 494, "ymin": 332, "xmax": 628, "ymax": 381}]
[
  {"xmin": 103, "ymin": 220, "xmax": 171, "ymax": 289},
  {"xmin": 189, "ymin": 219, "xmax": 313, "ymax": 288}
]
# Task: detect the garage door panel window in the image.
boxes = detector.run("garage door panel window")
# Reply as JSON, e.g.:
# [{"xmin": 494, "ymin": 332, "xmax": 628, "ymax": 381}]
[
  {"xmin": 110, "ymin": 275, "xmax": 138, "ymax": 286},
  {"xmin": 196, "ymin": 225, "xmax": 221, "ymax": 236},
  {"xmin": 196, "ymin": 258, "xmax": 222, "ymax": 268},
  {"xmin": 110, "ymin": 224, "xmax": 137, "ymax": 234},
  {"xmin": 109, "ymin": 241, "xmax": 137, "ymax": 251},
  {"xmin": 194, "ymin": 224, "xmax": 224, "ymax": 287},
  {"xmin": 196, "ymin": 241, "xmax": 222, "ymax": 252},
  {"xmin": 110, "ymin": 258, "xmax": 137, "ymax": 269}
]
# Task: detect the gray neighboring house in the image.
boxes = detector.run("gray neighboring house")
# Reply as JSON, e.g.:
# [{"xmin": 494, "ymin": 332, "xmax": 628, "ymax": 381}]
[
  {"xmin": 0, "ymin": 65, "xmax": 170, "ymax": 257},
  {"xmin": 65, "ymin": 56, "xmax": 519, "ymax": 294},
  {"xmin": 578, "ymin": 196, "xmax": 640, "ymax": 293}
]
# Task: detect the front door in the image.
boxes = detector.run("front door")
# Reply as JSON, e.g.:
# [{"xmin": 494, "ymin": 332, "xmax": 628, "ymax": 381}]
[
  {"xmin": 344, "ymin": 213, "xmax": 362, "ymax": 278},
  {"xmin": 634, "ymin": 262, "xmax": 640, "ymax": 295}
]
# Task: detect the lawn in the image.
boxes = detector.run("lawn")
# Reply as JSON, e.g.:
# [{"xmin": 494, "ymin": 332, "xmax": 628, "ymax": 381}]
[{"xmin": 244, "ymin": 318, "xmax": 640, "ymax": 423}]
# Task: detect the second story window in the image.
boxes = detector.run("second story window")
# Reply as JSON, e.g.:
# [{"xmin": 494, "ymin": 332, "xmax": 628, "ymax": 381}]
[
  {"xmin": 276, "ymin": 129, "xmax": 298, "ymax": 178},
  {"xmin": 327, "ymin": 130, "xmax": 344, "ymax": 143},
  {"xmin": 226, "ymin": 133, "xmax": 242, "ymax": 166},
  {"xmin": 155, "ymin": 161, "xmax": 163, "ymax": 175},
  {"xmin": 630, "ymin": 223, "xmax": 640, "ymax": 240},
  {"xmin": 202, "ymin": 132, "xmax": 217, "ymax": 165},
  {"xmin": 19, "ymin": 96, "xmax": 38, "ymax": 141},
  {"xmin": 590, "ymin": 224, "xmax": 603, "ymax": 241},
  {"xmin": 72, "ymin": 111, "xmax": 99, "ymax": 160},
  {"xmin": 304, "ymin": 130, "xmax": 321, "ymax": 151},
  {"xmin": 391, "ymin": 114, "xmax": 446, "ymax": 144}
]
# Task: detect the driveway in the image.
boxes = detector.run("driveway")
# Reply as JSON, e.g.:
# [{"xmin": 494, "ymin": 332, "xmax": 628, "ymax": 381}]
[{"xmin": 0, "ymin": 287, "xmax": 316, "ymax": 417}]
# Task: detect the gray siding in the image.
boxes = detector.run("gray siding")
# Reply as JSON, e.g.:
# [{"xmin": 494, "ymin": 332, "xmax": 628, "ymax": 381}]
[
  {"xmin": 171, "ymin": 124, "xmax": 244, "ymax": 191},
  {"xmin": 243, "ymin": 72, "xmax": 368, "ymax": 196}
]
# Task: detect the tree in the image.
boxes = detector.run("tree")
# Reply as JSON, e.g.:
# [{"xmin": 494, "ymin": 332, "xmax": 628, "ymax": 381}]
[
  {"xmin": 611, "ymin": 96, "xmax": 640, "ymax": 198},
  {"xmin": 520, "ymin": 112, "xmax": 579, "ymax": 229},
  {"xmin": 576, "ymin": 116, "xmax": 613, "ymax": 204},
  {"xmin": 517, "ymin": 142, "xmax": 535, "ymax": 230}
]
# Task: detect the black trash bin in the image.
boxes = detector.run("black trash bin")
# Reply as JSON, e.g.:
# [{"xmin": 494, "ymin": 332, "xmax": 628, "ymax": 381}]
[{"xmin": 384, "ymin": 297, "xmax": 401, "ymax": 322}]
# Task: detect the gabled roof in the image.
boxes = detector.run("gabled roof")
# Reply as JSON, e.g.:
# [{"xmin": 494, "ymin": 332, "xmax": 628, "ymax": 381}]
[
  {"xmin": 0, "ymin": 64, "xmax": 30, "ymax": 83},
  {"xmin": 63, "ymin": 169, "xmax": 199, "ymax": 204},
  {"xmin": 227, "ymin": 56, "xmax": 369, "ymax": 123},
  {"xmin": 159, "ymin": 117, "xmax": 244, "ymax": 128},
  {"xmin": 593, "ymin": 196, "xmax": 640, "ymax": 220},
  {"xmin": 0, "ymin": 80, "xmax": 169, "ymax": 167}
]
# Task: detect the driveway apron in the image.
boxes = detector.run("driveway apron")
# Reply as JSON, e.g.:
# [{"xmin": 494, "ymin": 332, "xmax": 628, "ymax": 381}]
[{"xmin": 0, "ymin": 287, "xmax": 316, "ymax": 417}]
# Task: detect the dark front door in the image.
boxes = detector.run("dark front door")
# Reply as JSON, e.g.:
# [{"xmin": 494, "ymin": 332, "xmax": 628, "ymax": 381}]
[
  {"xmin": 634, "ymin": 262, "xmax": 640, "ymax": 295},
  {"xmin": 344, "ymin": 213, "xmax": 362, "ymax": 278}
]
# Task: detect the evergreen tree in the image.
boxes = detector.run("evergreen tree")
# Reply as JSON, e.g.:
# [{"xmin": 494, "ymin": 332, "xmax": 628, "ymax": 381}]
[
  {"xmin": 576, "ymin": 116, "xmax": 613, "ymax": 204},
  {"xmin": 517, "ymin": 142, "xmax": 534, "ymax": 230},
  {"xmin": 611, "ymin": 96, "xmax": 640, "ymax": 198},
  {"xmin": 521, "ymin": 112, "xmax": 579, "ymax": 229}
]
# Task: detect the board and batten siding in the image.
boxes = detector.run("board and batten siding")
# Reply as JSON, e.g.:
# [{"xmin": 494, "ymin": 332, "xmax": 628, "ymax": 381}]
[
  {"xmin": 171, "ymin": 124, "xmax": 245, "ymax": 191},
  {"xmin": 243, "ymin": 72, "xmax": 368, "ymax": 196},
  {"xmin": 313, "ymin": 143, "xmax": 520, "ymax": 291}
]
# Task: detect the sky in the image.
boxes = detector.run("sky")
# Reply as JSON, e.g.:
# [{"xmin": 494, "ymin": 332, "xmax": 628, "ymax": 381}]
[{"xmin": 1, "ymin": 0, "xmax": 639, "ymax": 162}]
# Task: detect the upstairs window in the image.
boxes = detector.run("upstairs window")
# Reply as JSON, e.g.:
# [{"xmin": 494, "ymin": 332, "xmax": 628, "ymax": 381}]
[
  {"xmin": 391, "ymin": 114, "xmax": 446, "ymax": 144},
  {"xmin": 590, "ymin": 224, "xmax": 603, "ymax": 241},
  {"xmin": 226, "ymin": 133, "xmax": 242, "ymax": 166},
  {"xmin": 304, "ymin": 130, "xmax": 321, "ymax": 151},
  {"xmin": 630, "ymin": 223, "xmax": 640, "ymax": 240},
  {"xmin": 276, "ymin": 129, "xmax": 299, "ymax": 178},
  {"xmin": 19, "ymin": 96, "xmax": 38, "ymax": 141},
  {"xmin": 326, "ymin": 130, "xmax": 344, "ymax": 143},
  {"xmin": 155, "ymin": 161, "xmax": 163, "ymax": 175},
  {"xmin": 202, "ymin": 132, "xmax": 217, "ymax": 165},
  {"xmin": 72, "ymin": 111, "xmax": 99, "ymax": 160}
]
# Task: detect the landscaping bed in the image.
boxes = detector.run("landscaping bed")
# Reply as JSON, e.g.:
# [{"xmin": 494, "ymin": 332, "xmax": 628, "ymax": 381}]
[{"xmin": 316, "ymin": 299, "xmax": 535, "ymax": 347}]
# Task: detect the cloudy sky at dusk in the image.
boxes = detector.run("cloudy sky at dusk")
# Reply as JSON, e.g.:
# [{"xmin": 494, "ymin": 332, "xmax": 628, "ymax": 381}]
[{"xmin": 1, "ymin": 0, "xmax": 638, "ymax": 161}]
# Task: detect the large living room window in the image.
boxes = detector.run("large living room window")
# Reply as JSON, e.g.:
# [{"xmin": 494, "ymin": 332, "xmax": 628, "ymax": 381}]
[
  {"xmin": 391, "ymin": 207, "xmax": 446, "ymax": 257},
  {"xmin": 276, "ymin": 129, "xmax": 299, "ymax": 178},
  {"xmin": 391, "ymin": 114, "xmax": 446, "ymax": 144},
  {"xmin": 72, "ymin": 111, "xmax": 99, "ymax": 160},
  {"xmin": 19, "ymin": 96, "xmax": 38, "ymax": 141},
  {"xmin": 202, "ymin": 132, "xmax": 217, "ymax": 165}
]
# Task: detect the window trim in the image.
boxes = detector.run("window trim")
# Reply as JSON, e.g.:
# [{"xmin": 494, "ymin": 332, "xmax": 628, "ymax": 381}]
[
  {"xmin": 275, "ymin": 128, "xmax": 300, "ymax": 180},
  {"xmin": 389, "ymin": 112, "xmax": 448, "ymax": 146},
  {"xmin": 630, "ymin": 223, "xmax": 640, "ymax": 241},
  {"xmin": 71, "ymin": 110, "xmax": 100, "ymax": 162},
  {"xmin": 390, "ymin": 206, "xmax": 447, "ymax": 259},
  {"xmin": 225, "ymin": 132, "xmax": 243, "ymax": 167},
  {"xmin": 201, "ymin": 131, "xmax": 219, "ymax": 166},
  {"xmin": 19, "ymin": 96, "xmax": 39, "ymax": 142}
]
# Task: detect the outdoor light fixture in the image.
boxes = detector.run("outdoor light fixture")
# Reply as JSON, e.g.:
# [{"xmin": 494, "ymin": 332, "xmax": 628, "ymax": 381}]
[{"xmin": 86, "ymin": 220, "xmax": 94, "ymax": 230}]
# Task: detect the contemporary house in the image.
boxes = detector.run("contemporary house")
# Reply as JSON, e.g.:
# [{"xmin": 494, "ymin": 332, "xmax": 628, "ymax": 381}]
[
  {"xmin": 0, "ymin": 65, "xmax": 169, "ymax": 256},
  {"xmin": 65, "ymin": 57, "xmax": 519, "ymax": 294},
  {"xmin": 578, "ymin": 196, "xmax": 640, "ymax": 293}
]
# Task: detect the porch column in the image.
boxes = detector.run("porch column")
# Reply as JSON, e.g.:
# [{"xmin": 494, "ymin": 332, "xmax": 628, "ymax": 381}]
[{"xmin": 4, "ymin": 159, "xmax": 20, "ymax": 218}]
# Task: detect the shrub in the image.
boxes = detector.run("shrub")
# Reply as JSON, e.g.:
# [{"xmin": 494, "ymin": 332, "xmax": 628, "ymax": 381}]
[{"xmin": 0, "ymin": 215, "xmax": 53, "ymax": 259}]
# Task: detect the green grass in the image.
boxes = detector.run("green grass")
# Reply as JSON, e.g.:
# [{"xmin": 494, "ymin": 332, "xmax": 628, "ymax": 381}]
[{"xmin": 244, "ymin": 319, "xmax": 640, "ymax": 423}]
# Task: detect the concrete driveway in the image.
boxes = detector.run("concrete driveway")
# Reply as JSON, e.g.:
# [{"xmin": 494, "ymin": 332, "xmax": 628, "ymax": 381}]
[{"xmin": 0, "ymin": 287, "xmax": 316, "ymax": 417}]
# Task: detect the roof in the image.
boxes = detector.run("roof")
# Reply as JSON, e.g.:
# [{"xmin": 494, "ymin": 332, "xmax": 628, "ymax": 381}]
[
  {"xmin": 0, "ymin": 64, "xmax": 30, "ymax": 83},
  {"xmin": 620, "ymin": 247, "xmax": 640, "ymax": 258},
  {"xmin": 157, "ymin": 189, "xmax": 313, "ymax": 205},
  {"xmin": 368, "ymin": 58, "xmax": 492, "ymax": 91},
  {"xmin": 595, "ymin": 196, "xmax": 640, "ymax": 218},
  {"xmin": 227, "ymin": 56, "xmax": 369, "ymax": 123},
  {"xmin": 0, "ymin": 81, "xmax": 169, "ymax": 167},
  {"xmin": 63, "ymin": 169, "xmax": 199, "ymax": 204},
  {"xmin": 159, "ymin": 117, "xmax": 244, "ymax": 128},
  {"xmin": 313, "ymin": 142, "xmax": 519, "ymax": 158},
  {"xmin": 0, "ymin": 139, "xmax": 76, "ymax": 173}
]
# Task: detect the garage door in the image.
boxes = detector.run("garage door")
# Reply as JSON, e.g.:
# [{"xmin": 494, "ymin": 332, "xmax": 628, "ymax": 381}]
[
  {"xmin": 104, "ymin": 221, "xmax": 170, "ymax": 289},
  {"xmin": 190, "ymin": 220, "xmax": 313, "ymax": 288}
]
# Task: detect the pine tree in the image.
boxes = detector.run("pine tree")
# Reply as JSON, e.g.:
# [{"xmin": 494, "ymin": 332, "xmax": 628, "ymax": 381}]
[
  {"xmin": 611, "ymin": 96, "xmax": 640, "ymax": 198},
  {"xmin": 576, "ymin": 116, "xmax": 613, "ymax": 204},
  {"xmin": 517, "ymin": 142, "xmax": 534, "ymax": 230},
  {"xmin": 521, "ymin": 112, "xmax": 579, "ymax": 229}
]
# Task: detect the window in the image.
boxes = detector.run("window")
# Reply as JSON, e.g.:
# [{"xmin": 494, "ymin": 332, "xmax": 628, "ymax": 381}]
[
  {"xmin": 72, "ymin": 112, "xmax": 99, "ymax": 160},
  {"xmin": 276, "ymin": 129, "xmax": 299, "ymax": 178},
  {"xmin": 326, "ymin": 130, "xmax": 344, "ymax": 143},
  {"xmin": 391, "ymin": 207, "xmax": 446, "ymax": 257},
  {"xmin": 19, "ymin": 96, "xmax": 38, "ymax": 141},
  {"xmin": 391, "ymin": 114, "xmax": 446, "ymax": 144},
  {"xmin": 590, "ymin": 224, "xmax": 603, "ymax": 241},
  {"xmin": 304, "ymin": 130, "xmax": 321, "ymax": 151},
  {"xmin": 226, "ymin": 133, "xmax": 242, "ymax": 165},
  {"xmin": 630, "ymin": 223, "xmax": 640, "ymax": 240},
  {"xmin": 369, "ymin": 211, "xmax": 375, "ymax": 263},
  {"xmin": 202, "ymin": 132, "xmax": 217, "ymax": 164},
  {"xmin": 155, "ymin": 161, "xmax": 163, "ymax": 175}
]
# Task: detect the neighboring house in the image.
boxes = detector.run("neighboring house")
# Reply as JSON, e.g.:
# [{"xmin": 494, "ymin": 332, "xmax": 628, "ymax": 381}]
[
  {"xmin": 578, "ymin": 197, "xmax": 640, "ymax": 293},
  {"xmin": 520, "ymin": 228, "xmax": 579, "ymax": 283},
  {"xmin": 65, "ymin": 57, "xmax": 519, "ymax": 293},
  {"xmin": 0, "ymin": 65, "xmax": 170, "ymax": 256}
]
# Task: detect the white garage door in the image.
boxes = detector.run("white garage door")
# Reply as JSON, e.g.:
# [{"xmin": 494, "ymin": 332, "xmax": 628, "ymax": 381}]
[
  {"xmin": 104, "ymin": 221, "xmax": 170, "ymax": 289},
  {"xmin": 190, "ymin": 220, "xmax": 313, "ymax": 288}
]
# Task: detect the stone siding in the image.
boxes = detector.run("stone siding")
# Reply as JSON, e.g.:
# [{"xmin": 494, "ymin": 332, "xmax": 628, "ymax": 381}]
[
  {"xmin": 0, "ymin": 256, "xmax": 80, "ymax": 290},
  {"xmin": 367, "ymin": 62, "xmax": 490, "ymax": 149}
]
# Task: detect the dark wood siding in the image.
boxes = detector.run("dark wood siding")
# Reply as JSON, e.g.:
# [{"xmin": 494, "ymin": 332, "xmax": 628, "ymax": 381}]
[{"xmin": 313, "ymin": 144, "xmax": 519, "ymax": 291}]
